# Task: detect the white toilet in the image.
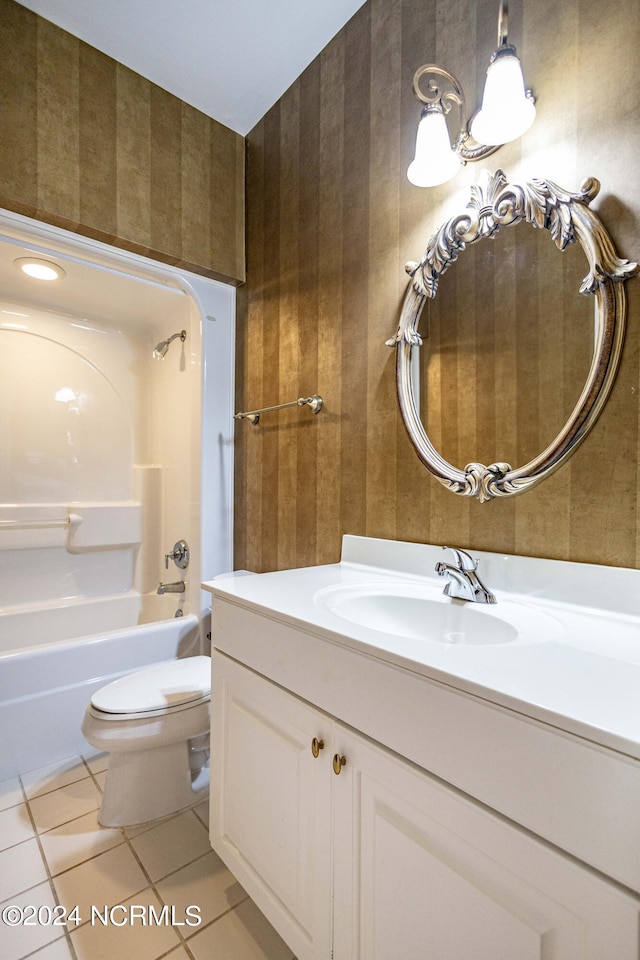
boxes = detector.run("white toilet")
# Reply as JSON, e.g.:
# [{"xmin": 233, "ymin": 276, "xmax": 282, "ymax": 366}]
[{"xmin": 82, "ymin": 655, "xmax": 211, "ymax": 827}]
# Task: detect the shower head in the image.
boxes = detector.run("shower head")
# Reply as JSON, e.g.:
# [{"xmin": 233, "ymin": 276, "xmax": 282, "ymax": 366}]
[{"xmin": 153, "ymin": 329, "xmax": 186, "ymax": 359}]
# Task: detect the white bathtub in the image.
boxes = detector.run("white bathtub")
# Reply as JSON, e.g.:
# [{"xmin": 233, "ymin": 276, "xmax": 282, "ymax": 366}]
[{"xmin": 0, "ymin": 598, "xmax": 202, "ymax": 780}]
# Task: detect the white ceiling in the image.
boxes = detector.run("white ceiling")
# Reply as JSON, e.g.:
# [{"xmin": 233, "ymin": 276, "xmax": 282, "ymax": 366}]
[
  {"xmin": 0, "ymin": 235, "xmax": 187, "ymax": 334},
  {"xmin": 16, "ymin": 0, "xmax": 367, "ymax": 136}
]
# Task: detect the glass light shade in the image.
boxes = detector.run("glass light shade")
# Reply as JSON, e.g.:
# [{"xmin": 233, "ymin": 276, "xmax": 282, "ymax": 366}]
[
  {"xmin": 470, "ymin": 52, "xmax": 536, "ymax": 146},
  {"xmin": 407, "ymin": 109, "xmax": 461, "ymax": 187}
]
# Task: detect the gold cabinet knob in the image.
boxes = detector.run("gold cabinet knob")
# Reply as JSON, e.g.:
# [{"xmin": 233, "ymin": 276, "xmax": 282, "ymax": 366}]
[
  {"xmin": 332, "ymin": 753, "xmax": 346, "ymax": 775},
  {"xmin": 311, "ymin": 737, "xmax": 324, "ymax": 759}
]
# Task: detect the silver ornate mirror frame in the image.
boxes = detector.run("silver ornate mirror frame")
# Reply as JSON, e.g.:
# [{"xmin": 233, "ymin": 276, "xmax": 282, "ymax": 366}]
[{"xmin": 387, "ymin": 169, "xmax": 638, "ymax": 501}]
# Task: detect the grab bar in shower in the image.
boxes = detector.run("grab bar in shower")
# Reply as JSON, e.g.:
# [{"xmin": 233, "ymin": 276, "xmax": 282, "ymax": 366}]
[
  {"xmin": 0, "ymin": 513, "xmax": 82, "ymax": 529},
  {"xmin": 234, "ymin": 395, "xmax": 323, "ymax": 425}
]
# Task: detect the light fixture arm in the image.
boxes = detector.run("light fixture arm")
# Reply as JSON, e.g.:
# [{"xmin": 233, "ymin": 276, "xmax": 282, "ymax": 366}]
[
  {"xmin": 491, "ymin": 1, "xmax": 524, "ymax": 68},
  {"xmin": 411, "ymin": 65, "xmax": 500, "ymax": 166},
  {"xmin": 497, "ymin": 0, "xmax": 508, "ymax": 48},
  {"xmin": 455, "ymin": 127, "xmax": 501, "ymax": 164},
  {"xmin": 412, "ymin": 64, "xmax": 465, "ymax": 115}
]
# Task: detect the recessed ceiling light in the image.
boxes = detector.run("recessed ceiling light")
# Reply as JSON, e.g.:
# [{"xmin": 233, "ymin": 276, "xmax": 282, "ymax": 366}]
[{"xmin": 14, "ymin": 257, "xmax": 66, "ymax": 281}]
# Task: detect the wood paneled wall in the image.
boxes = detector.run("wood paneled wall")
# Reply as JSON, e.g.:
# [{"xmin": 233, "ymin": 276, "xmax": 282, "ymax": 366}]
[
  {"xmin": 0, "ymin": 0, "xmax": 244, "ymax": 283},
  {"xmin": 235, "ymin": 0, "xmax": 640, "ymax": 572}
]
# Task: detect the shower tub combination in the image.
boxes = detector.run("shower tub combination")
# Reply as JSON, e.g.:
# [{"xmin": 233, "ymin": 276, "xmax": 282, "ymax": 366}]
[{"xmin": 0, "ymin": 209, "xmax": 235, "ymax": 782}]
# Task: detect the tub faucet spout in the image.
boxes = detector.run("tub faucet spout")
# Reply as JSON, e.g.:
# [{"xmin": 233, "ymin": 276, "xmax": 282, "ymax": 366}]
[{"xmin": 157, "ymin": 580, "xmax": 186, "ymax": 594}]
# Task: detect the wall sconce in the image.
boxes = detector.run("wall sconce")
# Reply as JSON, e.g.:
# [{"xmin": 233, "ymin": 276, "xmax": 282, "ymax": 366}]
[{"xmin": 407, "ymin": 1, "xmax": 535, "ymax": 187}]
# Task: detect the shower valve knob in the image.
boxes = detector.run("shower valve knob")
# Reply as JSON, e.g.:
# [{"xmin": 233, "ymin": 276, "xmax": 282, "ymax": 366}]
[{"xmin": 165, "ymin": 540, "xmax": 190, "ymax": 570}]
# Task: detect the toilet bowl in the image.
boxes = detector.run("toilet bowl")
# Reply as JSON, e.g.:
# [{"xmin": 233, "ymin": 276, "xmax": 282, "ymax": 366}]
[{"xmin": 82, "ymin": 655, "xmax": 211, "ymax": 827}]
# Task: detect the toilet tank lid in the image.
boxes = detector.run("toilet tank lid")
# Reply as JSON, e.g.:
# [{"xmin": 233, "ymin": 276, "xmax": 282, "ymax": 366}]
[{"xmin": 90, "ymin": 656, "xmax": 211, "ymax": 714}]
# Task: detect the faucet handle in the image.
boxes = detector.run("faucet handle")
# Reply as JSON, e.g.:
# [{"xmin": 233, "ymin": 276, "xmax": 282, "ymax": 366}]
[
  {"xmin": 164, "ymin": 539, "xmax": 190, "ymax": 570},
  {"xmin": 442, "ymin": 546, "xmax": 478, "ymax": 571}
]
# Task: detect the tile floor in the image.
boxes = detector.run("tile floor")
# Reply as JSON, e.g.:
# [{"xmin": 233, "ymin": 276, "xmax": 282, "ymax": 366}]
[{"xmin": 0, "ymin": 754, "xmax": 295, "ymax": 960}]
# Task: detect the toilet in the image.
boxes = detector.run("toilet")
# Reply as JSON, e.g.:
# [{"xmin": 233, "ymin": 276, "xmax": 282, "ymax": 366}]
[{"xmin": 82, "ymin": 655, "xmax": 211, "ymax": 827}]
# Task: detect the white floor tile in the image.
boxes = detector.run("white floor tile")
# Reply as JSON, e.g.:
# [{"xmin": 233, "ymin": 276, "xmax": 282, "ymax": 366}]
[
  {"xmin": 29, "ymin": 777, "xmax": 102, "ymax": 833},
  {"xmin": 129, "ymin": 810, "xmax": 210, "ymax": 882},
  {"xmin": 94, "ymin": 770, "xmax": 107, "ymax": 793},
  {"xmin": 83, "ymin": 753, "xmax": 108, "ymax": 776},
  {"xmin": 27, "ymin": 936, "xmax": 75, "ymax": 959},
  {"xmin": 0, "ymin": 802, "xmax": 35, "ymax": 852},
  {"xmin": 39, "ymin": 810, "xmax": 124, "ymax": 876},
  {"xmin": 193, "ymin": 799, "xmax": 209, "ymax": 829},
  {"xmin": 122, "ymin": 809, "xmax": 182, "ymax": 840},
  {"xmin": 188, "ymin": 898, "xmax": 294, "ymax": 960},
  {"xmin": 21, "ymin": 758, "xmax": 88, "ymax": 800},
  {"xmin": 1, "ymin": 755, "xmax": 293, "ymax": 960},
  {"xmin": 0, "ymin": 881, "xmax": 62, "ymax": 960},
  {"xmin": 0, "ymin": 837, "xmax": 48, "ymax": 902},
  {"xmin": 0, "ymin": 777, "xmax": 24, "ymax": 812},
  {"xmin": 156, "ymin": 850, "xmax": 245, "ymax": 929},
  {"xmin": 52, "ymin": 843, "xmax": 149, "ymax": 928},
  {"xmin": 70, "ymin": 888, "xmax": 181, "ymax": 960}
]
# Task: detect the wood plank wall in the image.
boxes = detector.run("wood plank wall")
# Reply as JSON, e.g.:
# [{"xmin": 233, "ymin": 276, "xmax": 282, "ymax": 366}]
[
  {"xmin": 235, "ymin": 0, "xmax": 640, "ymax": 572},
  {"xmin": 0, "ymin": 0, "xmax": 244, "ymax": 283}
]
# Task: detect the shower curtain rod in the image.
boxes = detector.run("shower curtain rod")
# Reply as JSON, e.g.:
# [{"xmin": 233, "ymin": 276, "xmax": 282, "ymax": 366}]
[{"xmin": 234, "ymin": 395, "xmax": 323, "ymax": 425}]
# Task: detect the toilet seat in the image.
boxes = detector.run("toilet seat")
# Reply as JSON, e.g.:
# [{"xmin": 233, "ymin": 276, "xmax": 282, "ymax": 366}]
[{"xmin": 89, "ymin": 655, "xmax": 211, "ymax": 720}]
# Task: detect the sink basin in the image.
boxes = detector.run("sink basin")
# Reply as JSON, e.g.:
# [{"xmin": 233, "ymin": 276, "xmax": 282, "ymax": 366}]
[{"xmin": 315, "ymin": 580, "xmax": 564, "ymax": 646}]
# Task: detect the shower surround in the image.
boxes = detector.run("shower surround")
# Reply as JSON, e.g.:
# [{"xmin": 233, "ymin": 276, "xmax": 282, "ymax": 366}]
[{"xmin": 0, "ymin": 209, "xmax": 235, "ymax": 779}]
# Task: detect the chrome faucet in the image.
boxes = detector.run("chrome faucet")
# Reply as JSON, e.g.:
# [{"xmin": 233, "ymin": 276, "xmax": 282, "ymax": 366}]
[
  {"xmin": 435, "ymin": 547, "xmax": 496, "ymax": 604},
  {"xmin": 157, "ymin": 580, "xmax": 186, "ymax": 595}
]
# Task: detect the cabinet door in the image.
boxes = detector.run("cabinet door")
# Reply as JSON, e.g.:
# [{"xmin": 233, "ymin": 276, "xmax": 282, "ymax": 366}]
[
  {"xmin": 332, "ymin": 726, "xmax": 640, "ymax": 960},
  {"xmin": 210, "ymin": 652, "xmax": 332, "ymax": 960}
]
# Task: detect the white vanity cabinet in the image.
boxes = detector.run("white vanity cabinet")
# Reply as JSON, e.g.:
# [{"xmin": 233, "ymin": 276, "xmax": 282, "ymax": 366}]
[
  {"xmin": 211, "ymin": 651, "xmax": 640, "ymax": 960},
  {"xmin": 211, "ymin": 651, "xmax": 333, "ymax": 960}
]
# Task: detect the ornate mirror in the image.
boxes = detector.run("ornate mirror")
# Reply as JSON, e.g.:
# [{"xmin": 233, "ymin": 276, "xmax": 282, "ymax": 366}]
[{"xmin": 388, "ymin": 169, "xmax": 638, "ymax": 501}]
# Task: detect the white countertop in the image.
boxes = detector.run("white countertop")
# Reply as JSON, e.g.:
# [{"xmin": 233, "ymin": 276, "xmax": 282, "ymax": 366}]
[{"xmin": 204, "ymin": 536, "xmax": 640, "ymax": 761}]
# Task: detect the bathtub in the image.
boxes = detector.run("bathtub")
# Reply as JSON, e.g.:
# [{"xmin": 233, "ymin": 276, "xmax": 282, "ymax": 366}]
[{"xmin": 0, "ymin": 597, "xmax": 202, "ymax": 781}]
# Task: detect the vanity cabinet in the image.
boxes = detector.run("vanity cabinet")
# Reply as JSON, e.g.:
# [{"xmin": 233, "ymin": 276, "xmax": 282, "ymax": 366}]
[
  {"xmin": 211, "ymin": 651, "xmax": 333, "ymax": 960},
  {"xmin": 211, "ymin": 651, "xmax": 640, "ymax": 960}
]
